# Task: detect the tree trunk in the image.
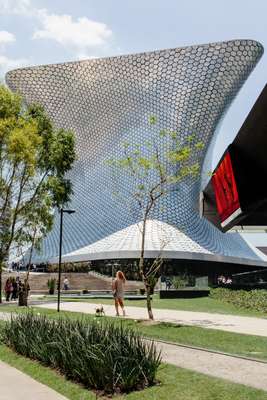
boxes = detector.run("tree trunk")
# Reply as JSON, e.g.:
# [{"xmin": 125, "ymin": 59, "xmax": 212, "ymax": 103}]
[
  {"xmin": 146, "ymin": 284, "xmax": 154, "ymax": 320},
  {"xmin": 18, "ymin": 290, "xmax": 28, "ymax": 307},
  {"xmin": 138, "ymin": 219, "xmax": 146, "ymax": 286},
  {"xmin": 0, "ymin": 265, "xmax": 2, "ymax": 304},
  {"xmin": 138, "ymin": 216, "xmax": 154, "ymax": 320},
  {"xmin": 0, "ymin": 258, "xmax": 5, "ymax": 304},
  {"xmin": 19, "ymin": 227, "xmax": 36, "ymax": 307}
]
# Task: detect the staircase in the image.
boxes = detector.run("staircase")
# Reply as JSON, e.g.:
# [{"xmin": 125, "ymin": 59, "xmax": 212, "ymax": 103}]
[{"xmin": 1, "ymin": 272, "xmax": 142, "ymax": 293}]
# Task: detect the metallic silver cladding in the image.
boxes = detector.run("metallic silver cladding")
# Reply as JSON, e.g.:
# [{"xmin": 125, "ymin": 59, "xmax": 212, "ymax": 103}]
[{"xmin": 5, "ymin": 40, "xmax": 266, "ymax": 265}]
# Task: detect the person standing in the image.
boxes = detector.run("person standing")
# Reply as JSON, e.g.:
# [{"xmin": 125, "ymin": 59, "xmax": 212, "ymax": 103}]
[
  {"xmin": 11, "ymin": 277, "xmax": 18, "ymax": 300},
  {"xmin": 63, "ymin": 276, "xmax": 70, "ymax": 290},
  {"xmin": 112, "ymin": 271, "xmax": 126, "ymax": 317},
  {"xmin": 165, "ymin": 277, "xmax": 172, "ymax": 290},
  {"xmin": 4, "ymin": 278, "xmax": 13, "ymax": 302}
]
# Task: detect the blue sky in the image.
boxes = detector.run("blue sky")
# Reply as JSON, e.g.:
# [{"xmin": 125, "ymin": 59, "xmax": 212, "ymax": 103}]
[{"xmin": 1, "ymin": 0, "xmax": 267, "ymax": 245}]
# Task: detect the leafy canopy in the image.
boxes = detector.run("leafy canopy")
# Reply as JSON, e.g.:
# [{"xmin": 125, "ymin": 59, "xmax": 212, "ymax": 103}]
[
  {"xmin": 107, "ymin": 115, "xmax": 204, "ymax": 216},
  {"xmin": 0, "ymin": 84, "xmax": 76, "ymax": 262}
]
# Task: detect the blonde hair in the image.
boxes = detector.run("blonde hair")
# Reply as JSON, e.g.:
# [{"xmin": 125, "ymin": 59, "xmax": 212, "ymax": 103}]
[{"xmin": 116, "ymin": 270, "xmax": 126, "ymax": 283}]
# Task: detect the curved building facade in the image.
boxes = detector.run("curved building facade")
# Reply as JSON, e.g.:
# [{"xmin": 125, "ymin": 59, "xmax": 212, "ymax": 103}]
[{"xmin": 6, "ymin": 39, "xmax": 267, "ymax": 268}]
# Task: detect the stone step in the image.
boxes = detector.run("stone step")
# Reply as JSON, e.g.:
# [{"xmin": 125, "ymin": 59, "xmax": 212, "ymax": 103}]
[{"xmin": 1, "ymin": 272, "xmax": 142, "ymax": 293}]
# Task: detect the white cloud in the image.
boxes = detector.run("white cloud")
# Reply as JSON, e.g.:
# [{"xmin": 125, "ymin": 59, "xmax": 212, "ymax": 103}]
[
  {"xmin": 0, "ymin": 55, "xmax": 29, "ymax": 75},
  {"xmin": 76, "ymin": 53, "xmax": 99, "ymax": 61},
  {"xmin": 0, "ymin": 0, "xmax": 32, "ymax": 16},
  {"xmin": 0, "ymin": 30, "xmax": 15, "ymax": 47},
  {"xmin": 33, "ymin": 11, "xmax": 112, "ymax": 53},
  {"xmin": 0, "ymin": 1, "xmax": 113, "ymax": 58},
  {"xmin": 0, "ymin": 3, "xmax": 30, "ymax": 77}
]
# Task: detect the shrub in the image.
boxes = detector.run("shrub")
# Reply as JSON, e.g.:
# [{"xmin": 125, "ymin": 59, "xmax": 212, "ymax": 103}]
[
  {"xmin": 47, "ymin": 278, "xmax": 56, "ymax": 295},
  {"xmin": 2, "ymin": 313, "xmax": 161, "ymax": 394},
  {"xmin": 172, "ymin": 276, "xmax": 187, "ymax": 289},
  {"xmin": 210, "ymin": 288, "xmax": 267, "ymax": 312},
  {"xmin": 47, "ymin": 262, "xmax": 89, "ymax": 273}
]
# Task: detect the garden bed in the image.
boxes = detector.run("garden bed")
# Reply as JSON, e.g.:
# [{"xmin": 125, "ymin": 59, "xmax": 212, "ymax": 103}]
[{"xmin": 2, "ymin": 312, "xmax": 161, "ymax": 395}]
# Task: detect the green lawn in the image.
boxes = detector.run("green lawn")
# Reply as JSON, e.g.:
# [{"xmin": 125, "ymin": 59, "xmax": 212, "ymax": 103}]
[
  {"xmin": 45, "ymin": 294, "xmax": 267, "ymax": 318},
  {"xmin": 0, "ymin": 343, "xmax": 266, "ymax": 399},
  {"xmin": 139, "ymin": 322, "xmax": 267, "ymax": 361},
  {"xmin": 1, "ymin": 305, "xmax": 267, "ymax": 362}
]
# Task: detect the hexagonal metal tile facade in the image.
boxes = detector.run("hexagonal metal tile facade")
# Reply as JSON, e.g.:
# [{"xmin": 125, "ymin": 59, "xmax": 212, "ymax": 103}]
[{"xmin": 5, "ymin": 40, "xmax": 266, "ymax": 265}]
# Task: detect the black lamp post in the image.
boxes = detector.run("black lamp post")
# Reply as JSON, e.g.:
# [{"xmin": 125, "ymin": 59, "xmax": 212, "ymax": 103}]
[{"xmin": 57, "ymin": 208, "xmax": 75, "ymax": 312}]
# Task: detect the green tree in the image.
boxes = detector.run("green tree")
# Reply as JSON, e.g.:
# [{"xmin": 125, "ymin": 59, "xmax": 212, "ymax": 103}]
[
  {"xmin": 0, "ymin": 85, "xmax": 76, "ymax": 303},
  {"xmin": 107, "ymin": 116, "xmax": 203, "ymax": 319}
]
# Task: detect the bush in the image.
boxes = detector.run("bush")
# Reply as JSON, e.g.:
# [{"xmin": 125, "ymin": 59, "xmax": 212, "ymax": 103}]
[
  {"xmin": 47, "ymin": 278, "xmax": 56, "ymax": 295},
  {"xmin": 172, "ymin": 276, "xmax": 187, "ymax": 289},
  {"xmin": 210, "ymin": 288, "xmax": 267, "ymax": 312},
  {"xmin": 2, "ymin": 313, "xmax": 161, "ymax": 394},
  {"xmin": 47, "ymin": 262, "xmax": 89, "ymax": 273}
]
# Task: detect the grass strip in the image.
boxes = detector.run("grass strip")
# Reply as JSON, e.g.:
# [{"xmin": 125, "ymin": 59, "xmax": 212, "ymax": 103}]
[
  {"xmin": 0, "ymin": 343, "xmax": 267, "ymax": 399},
  {"xmin": 0, "ymin": 343, "xmax": 95, "ymax": 400},
  {"xmin": 1, "ymin": 305, "xmax": 267, "ymax": 362}
]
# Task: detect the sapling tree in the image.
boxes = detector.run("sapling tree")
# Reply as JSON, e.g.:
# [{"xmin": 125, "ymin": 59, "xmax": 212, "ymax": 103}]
[
  {"xmin": 107, "ymin": 116, "xmax": 203, "ymax": 319},
  {"xmin": 0, "ymin": 85, "xmax": 76, "ymax": 303}
]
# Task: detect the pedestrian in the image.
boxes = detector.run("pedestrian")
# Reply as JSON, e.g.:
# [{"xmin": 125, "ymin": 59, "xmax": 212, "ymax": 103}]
[
  {"xmin": 11, "ymin": 277, "xmax": 18, "ymax": 300},
  {"xmin": 165, "ymin": 277, "xmax": 172, "ymax": 290},
  {"xmin": 4, "ymin": 278, "xmax": 13, "ymax": 302},
  {"xmin": 15, "ymin": 276, "xmax": 21, "ymax": 299},
  {"xmin": 112, "ymin": 270, "xmax": 126, "ymax": 317},
  {"xmin": 63, "ymin": 276, "xmax": 70, "ymax": 290}
]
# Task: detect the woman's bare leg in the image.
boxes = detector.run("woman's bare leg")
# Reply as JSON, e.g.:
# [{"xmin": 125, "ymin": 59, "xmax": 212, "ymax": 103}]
[
  {"xmin": 115, "ymin": 299, "xmax": 119, "ymax": 316},
  {"xmin": 118, "ymin": 298, "xmax": 126, "ymax": 316}
]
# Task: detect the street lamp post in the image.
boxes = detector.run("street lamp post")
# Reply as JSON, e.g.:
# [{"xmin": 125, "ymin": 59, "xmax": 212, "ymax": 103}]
[{"xmin": 57, "ymin": 208, "xmax": 75, "ymax": 312}]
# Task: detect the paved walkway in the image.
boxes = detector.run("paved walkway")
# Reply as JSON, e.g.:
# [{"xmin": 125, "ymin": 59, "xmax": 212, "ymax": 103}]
[
  {"xmin": 158, "ymin": 341, "xmax": 267, "ymax": 391},
  {"xmin": 0, "ymin": 361, "xmax": 67, "ymax": 400},
  {"xmin": 38, "ymin": 301, "xmax": 267, "ymax": 337}
]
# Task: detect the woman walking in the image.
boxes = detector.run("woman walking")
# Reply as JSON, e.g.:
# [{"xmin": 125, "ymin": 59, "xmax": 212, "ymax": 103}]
[{"xmin": 112, "ymin": 271, "xmax": 126, "ymax": 317}]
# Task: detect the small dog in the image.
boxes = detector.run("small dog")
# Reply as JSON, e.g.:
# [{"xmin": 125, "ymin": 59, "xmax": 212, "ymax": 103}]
[{"xmin": 95, "ymin": 305, "xmax": 105, "ymax": 317}]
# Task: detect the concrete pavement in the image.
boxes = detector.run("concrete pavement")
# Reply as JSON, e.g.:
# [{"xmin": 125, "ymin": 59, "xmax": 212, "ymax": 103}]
[
  {"xmin": 0, "ymin": 361, "xmax": 67, "ymax": 400},
  {"xmin": 159, "ymin": 341, "xmax": 267, "ymax": 391}
]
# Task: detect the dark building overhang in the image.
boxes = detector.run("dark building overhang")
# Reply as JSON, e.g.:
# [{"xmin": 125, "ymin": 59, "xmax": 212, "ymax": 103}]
[{"xmin": 202, "ymin": 84, "xmax": 267, "ymax": 231}]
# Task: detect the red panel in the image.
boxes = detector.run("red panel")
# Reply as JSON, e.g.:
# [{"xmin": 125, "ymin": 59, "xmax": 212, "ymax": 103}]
[{"xmin": 212, "ymin": 151, "xmax": 241, "ymax": 226}]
